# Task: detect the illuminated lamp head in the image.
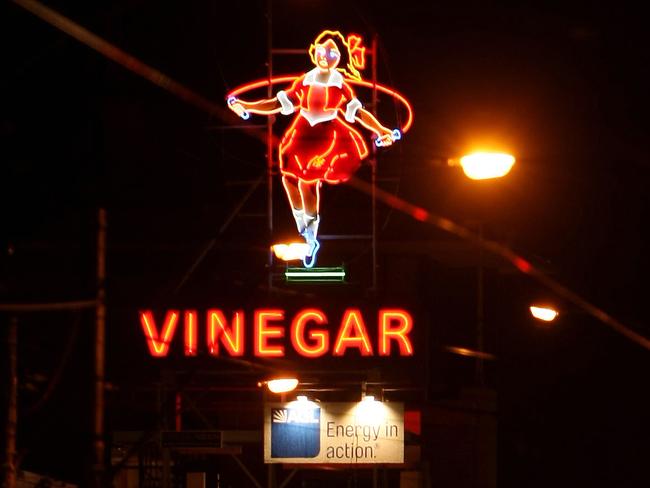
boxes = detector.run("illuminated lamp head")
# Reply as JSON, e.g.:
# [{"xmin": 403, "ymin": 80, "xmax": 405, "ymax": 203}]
[
  {"xmin": 309, "ymin": 30, "xmax": 365, "ymax": 81},
  {"xmin": 259, "ymin": 377, "xmax": 299, "ymax": 394}
]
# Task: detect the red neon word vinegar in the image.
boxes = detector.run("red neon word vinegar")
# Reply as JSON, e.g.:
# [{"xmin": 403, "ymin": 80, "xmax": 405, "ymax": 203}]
[{"xmin": 139, "ymin": 308, "xmax": 414, "ymax": 358}]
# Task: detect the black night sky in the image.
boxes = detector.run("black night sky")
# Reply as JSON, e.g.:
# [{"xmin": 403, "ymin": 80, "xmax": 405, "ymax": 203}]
[{"xmin": 2, "ymin": 1, "xmax": 649, "ymax": 486}]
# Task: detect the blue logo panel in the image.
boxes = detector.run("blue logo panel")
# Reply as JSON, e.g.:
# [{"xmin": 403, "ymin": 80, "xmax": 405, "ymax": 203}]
[{"xmin": 271, "ymin": 407, "xmax": 321, "ymax": 458}]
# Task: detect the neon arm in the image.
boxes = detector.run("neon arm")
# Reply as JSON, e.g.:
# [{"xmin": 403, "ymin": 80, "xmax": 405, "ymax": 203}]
[
  {"xmin": 353, "ymin": 108, "xmax": 393, "ymax": 143},
  {"xmin": 236, "ymin": 97, "xmax": 282, "ymax": 115}
]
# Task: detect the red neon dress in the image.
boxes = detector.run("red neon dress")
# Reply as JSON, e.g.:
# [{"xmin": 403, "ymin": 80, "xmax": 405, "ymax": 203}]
[{"xmin": 277, "ymin": 68, "xmax": 368, "ymax": 184}]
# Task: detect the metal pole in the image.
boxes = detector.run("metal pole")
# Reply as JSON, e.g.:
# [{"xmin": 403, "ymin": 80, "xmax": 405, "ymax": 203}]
[
  {"xmin": 94, "ymin": 208, "xmax": 107, "ymax": 487},
  {"xmin": 0, "ymin": 300, "xmax": 97, "ymax": 312},
  {"xmin": 175, "ymin": 392, "xmax": 182, "ymax": 432},
  {"xmin": 371, "ymin": 35, "xmax": 378, "ymax": 291},
  {"xmin": 267, "ymin": 465, "xmax": 276, "ymax": 488},
  {"xmin": 476, "ymin": 222, "xmax": 485, "ymax": 386},
  {"xmin": 266, "ymin": 0, "xmax": 274, "ymax": 290},
  {"xmin": 4, "ymin": 316, "xmax": 18, "ymax": 488}
]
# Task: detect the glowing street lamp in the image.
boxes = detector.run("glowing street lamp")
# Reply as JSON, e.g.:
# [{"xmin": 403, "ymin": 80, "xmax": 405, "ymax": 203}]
[
  {"xmin": 259, "ymin": 377, "xmax": 299, "ymax": 394},
  {"xmin": 271, "ymin": 242, "xmax": 310, "ymax": 262},
  {"xmin": 458, "ymin": 151, "xmax": 516, "ymax": 180},
  {"xmin": 529, "ymin": 305, "xmax": 559, "ymax": 323},
  {"xmin": 447, "ymin": 150, "xmax": 515, "ymax": 383}
]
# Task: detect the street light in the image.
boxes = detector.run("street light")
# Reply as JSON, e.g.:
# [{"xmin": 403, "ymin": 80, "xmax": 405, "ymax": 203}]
[
  {"xmin": 454, "ymin": 150, "xmax": 515, "ymax": 385},
  {"xmin": 259, "ymin": 377, "xmax": 299, "ymax": 394},
  {"xmin": 529, "ymin": 305, "xmax": 559, "ymax": 323},
  {"xmin": 454, "ymin": 151, "xmax": 516, "ymax": 180}
]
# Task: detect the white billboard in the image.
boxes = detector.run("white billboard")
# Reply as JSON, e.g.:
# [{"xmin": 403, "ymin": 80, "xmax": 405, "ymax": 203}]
[{"xmin": 264, "ymin": 400, "xmax": 404, "ymax": 464}]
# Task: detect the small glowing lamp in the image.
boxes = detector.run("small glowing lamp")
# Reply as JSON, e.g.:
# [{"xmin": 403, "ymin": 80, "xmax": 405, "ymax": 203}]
[
  {"xmin": 272, "ymin": 242, "xmax": 310, "ymax": 261},
  {"xmin": 529, "ymin": 305, "xmax": 559, "ymax": 322},
  {"xmin": 263, "ymin": 378, "xmax": 299, "ymax": 393},
  {"xmin": 459, "ymin": 152, "xmax": 515, "ymax": 180},
  {"xmin": 362, "ymin": 395, "xmax": 375, "ymax": 402}
]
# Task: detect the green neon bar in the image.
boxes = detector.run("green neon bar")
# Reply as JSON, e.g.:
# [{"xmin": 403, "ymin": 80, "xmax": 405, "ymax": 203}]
[{"xmin": 285, "ymin": 267, "xmax": 346, "ymax": 283}]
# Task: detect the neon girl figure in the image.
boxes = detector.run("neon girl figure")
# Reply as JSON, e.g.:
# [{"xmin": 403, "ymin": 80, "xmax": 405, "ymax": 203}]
[{"xmin": 228, "ymin": 30, "xmax": 405, "ymax": 268}]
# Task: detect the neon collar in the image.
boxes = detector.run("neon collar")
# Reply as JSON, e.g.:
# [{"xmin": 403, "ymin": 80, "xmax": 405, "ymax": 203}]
[{"xmin": 303, "ymin": 68, "xmax": 343, "ymax": 88}]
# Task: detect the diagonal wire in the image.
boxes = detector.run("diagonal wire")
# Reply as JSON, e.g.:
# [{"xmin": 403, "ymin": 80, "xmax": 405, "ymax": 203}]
[{"xmin": 10, "ymin": 0, "xmax": 272, "ymax": 143}]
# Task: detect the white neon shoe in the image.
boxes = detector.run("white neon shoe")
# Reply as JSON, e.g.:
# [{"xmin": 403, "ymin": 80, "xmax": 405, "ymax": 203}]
[
  {"xmin": 302, "ymin": 238, "xmax": 320, "ymax": 268},
  {"xmin": 301, "ymin": 214, "xmax": 320, "ymax": 268}
]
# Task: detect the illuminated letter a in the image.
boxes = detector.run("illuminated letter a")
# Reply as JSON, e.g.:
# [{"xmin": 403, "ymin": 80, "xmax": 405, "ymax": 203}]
[{"xmin": 333, "ymin": 309, "xmax": 373, "ymax": 356}]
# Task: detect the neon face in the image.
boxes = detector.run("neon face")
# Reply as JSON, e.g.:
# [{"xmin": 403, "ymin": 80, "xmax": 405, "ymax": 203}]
[
  {"xmin": 291, "ymin": 309, "xmax": 329, "ymax": 357},
  {"xmin": 315, "ymin": 40, "xmax": 341, "ymax": 70},
  {"xmin": 207, "ymin": 309, "xmax": 244, "ymax": 356},
  {"xmin": 378, "ymin": 309, "xmax": 414, "ymax": 356}
]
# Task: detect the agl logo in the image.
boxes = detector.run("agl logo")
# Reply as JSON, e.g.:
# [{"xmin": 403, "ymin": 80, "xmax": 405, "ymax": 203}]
[{"xmin": 273, "ymin": 408, "xmax": 320, "ymax": 424}]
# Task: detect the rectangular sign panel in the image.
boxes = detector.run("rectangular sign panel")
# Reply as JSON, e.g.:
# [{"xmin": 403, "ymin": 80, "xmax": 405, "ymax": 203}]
[{"xmin": 264, "ymin": 401, "xmax": 404, "ymax": 464}]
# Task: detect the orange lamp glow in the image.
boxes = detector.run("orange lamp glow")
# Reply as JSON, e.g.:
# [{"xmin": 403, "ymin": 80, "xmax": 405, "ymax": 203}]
[
  {"xmin": 459, "ymin": 152, "xmax": 515, "ymax": 180},
  {"xmin": 445, "ymin": 345, "xmax": 497, "ymax": 361},
  {"xmin": 264, "ymin": 378, "xmax": 299, "ymax": 394},
  {"xmin": 272, "ymin": 242, "xmax": 311, "ymax": 261},
  {"xmin": 530, "ymin": 305, "xmax": 559, "ymax": 322}
]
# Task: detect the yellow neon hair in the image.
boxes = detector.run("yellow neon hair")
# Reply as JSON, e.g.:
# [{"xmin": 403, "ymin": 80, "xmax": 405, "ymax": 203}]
[{"xmin": 309, "ymin": 29, "xmax": 365, "ymax": 81}]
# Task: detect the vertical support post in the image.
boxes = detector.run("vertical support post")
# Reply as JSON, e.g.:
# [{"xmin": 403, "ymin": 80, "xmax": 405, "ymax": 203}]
[
  {"xmin": 476, "ymin": 222, "xmax": 485, "ymax": 386},
  {"xmin": 266, "ymin": 0, "xmax": 274, "ymax": 290},
  {"xmin": 159, "ymin": 379, "xmax": 171, "ymax": 488},
  {"xmin": 267, "ymin": 465, "xmax": 276, "ymax": 488},
  {"xmin": 370, "ymin": 35, "xmax": 379, "ymax": 291},
  {"xmin": 262, "ymin": 386, "xmax": 275, "ymax": 488},
  {"xmin": 175, "ymin": 392, "xmax": 182, "ymax": 432},
  {"xmin": 162, "ymin": 449, "xmax": 172, "ymax": 488},
  {"xmin": 4, "ymin": 316, "xmax": 18, "ymax": 488},
  {"xmin": 94, "ymin": 208, "xmax": 107, "ymax": 487}
]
